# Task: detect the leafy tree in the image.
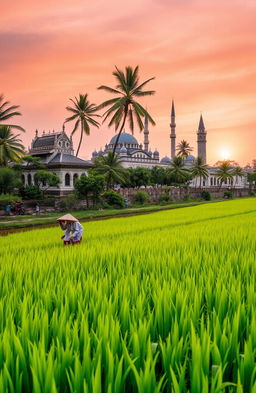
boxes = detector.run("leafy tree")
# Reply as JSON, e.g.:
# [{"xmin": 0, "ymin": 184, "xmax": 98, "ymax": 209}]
[
  {"xmin": 19, "ymin": 185, "xmax": 43, "ymax": 200},
  {"xmin": 232, "ymin": 166, "xmax": 244, "ymax": 188},
  {"xmin": 128, "ymin": 167, "xmax": 151, "ymax": 188},
  {"xmin": 0, "ymin": 125, "xmax": 25, "ymax": 166},
  {"xmin": 93, "ymin": 152, "xmax": 128, "ymax": 190},
  {"xmin": 176, "ymin": 140, "xmax": 193, "ymax": 158},
  {"xmin": 22, "ymin": 155, "xmax": 46, "ymax": 169},
  {"xmin": 150, "ymin": 166, "xmax": 167, "ymax": 186},
  {"xmin": 65, "ymin": 94, "xmax": 100, "ymax": 157},
  {"xmin": 98, "ymin": 65, "xmax": 155, "ymax": 157},
  {"xmin": 0, "ymin": 167, "xmax": 21, "ymax": 194},
  {"xmin": 75, "ymin": 173, "xmax": 105, "ymax": 208},
  {"xmin": 0, "ymin": 94, "xmax": 25, "ymax": 131},
  {"xmin": 247, "ymin": 172, "xmax": 256, "ymax": 192},
  {"xmin": 34, "ymin": 170, "xmax": 60, "ymax": 195},
  {"xmin": 190, "ymin": 157, "xmax": 209, "ymax": 188},
  {"xmin": 167, "ymin": 156, "xmax": 190, "ymax": 185},
  {"xmin": 216, "ymin": 161, "xmax": 233, "ymax": 190}
]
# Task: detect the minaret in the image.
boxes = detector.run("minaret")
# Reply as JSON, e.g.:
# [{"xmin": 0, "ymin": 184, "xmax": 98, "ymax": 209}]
[
  {"xmin": 170, "ymin": 100, "xmax": 176, "ymax": 159},
  {"xmin": 144, "ymin": 115, "xmax": 149, "ymax": 152},
  {"xmin": 197, "ymin": 114, "xmax": 207, "ymax": 163}
]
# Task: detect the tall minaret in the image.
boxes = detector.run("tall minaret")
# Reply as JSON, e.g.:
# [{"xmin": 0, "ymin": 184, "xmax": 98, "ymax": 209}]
[
  {"xmin": 144, "ymin": 115, "xmax": 149, "ymax": 152},
  {"xmin": 170, "ymin": 100, "xmax": 176, "ymax": 159},
  {"xmin": 197, "ymin": 114, "xmax": 207, "ymax": 163}
]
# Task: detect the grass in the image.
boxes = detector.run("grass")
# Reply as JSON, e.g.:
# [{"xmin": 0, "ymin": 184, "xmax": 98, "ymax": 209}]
[
  {"xmin": 0, "ymin": 198, "xmax": 255, "ymax": 392},
  {"xmin": 0, "ymin": 200, "xmax": 218, "ymax": 230}
]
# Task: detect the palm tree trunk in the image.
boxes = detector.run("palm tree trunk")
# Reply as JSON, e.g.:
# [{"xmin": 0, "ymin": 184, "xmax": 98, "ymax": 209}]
[
  {"xmin": 76, "ymin": 121, "xmax": 83, "ymax": 157},
  {"xmin": 112, "ymin": 107, "xmax": 128, "ymax": 157}
]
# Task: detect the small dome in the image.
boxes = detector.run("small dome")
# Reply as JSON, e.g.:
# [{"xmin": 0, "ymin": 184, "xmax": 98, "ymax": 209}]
[
  {"xmin": 120, "ymin": 146, "xmax": 127, "ymax": 153},
  {"xmin": 185, "ymin": 155, "xmax": 195, "ymax": 161},
  {"xmin": 109, "ymin": 132, "xmax": 138, "ymax": 145},
  {"xmin": 161, "ymin": 156, "xmax": 171, "ymax": 163},
  {"xmin": 153, "ymin": 150, "xmax": 159, "ymax": 156},
  {"xmin": 92, "ymin": 150, "xmax": 97, "ymax": 157}
]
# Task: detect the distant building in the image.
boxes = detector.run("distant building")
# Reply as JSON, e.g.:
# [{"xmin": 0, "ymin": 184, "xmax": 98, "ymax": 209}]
[{"xmin": 22, "ymin": 127, "xmax": 92, "ymax": 195}]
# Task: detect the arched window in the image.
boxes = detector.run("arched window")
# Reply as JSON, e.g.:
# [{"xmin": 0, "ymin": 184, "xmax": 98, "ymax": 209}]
[
  {"xmin": 214, "ymin": 177, "xmax": 216, "ymax": 186},
  {"xmin": 21, "ymin": 174, "xmax": 25, "ymax": 185},
  {"xmin": 73, "ymin": 173, "xmax": 78, "ymax": 184},
  {"xmin": 210, "ymin": 177, "xmax": 213, "ymax": 186},
  {"xmin": 28, "ymin": 173, "xmax": 32, "ymax": 185},
  {"xmin": 203, "ymin": 180, "xmax": 205, "ymax": 186},
  {"xmin": 65, "ymin": 173, "xmax": 70, "ymax": 186}
]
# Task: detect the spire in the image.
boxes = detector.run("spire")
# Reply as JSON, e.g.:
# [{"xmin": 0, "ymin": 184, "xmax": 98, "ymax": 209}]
[
  {"xmin": 198, "ymin": 114, "xmax": 205, "ymax": 132},
  {"xmin": 171, "ymin": 99, "xmax": 175, "ymax": 117},
  {"xmin": 143, "ymin": 114, "xmax": 149, "ymax": 152},
  {"xmin": 62, "ymin": 123, "xmax": 65, "ymax": 133}
]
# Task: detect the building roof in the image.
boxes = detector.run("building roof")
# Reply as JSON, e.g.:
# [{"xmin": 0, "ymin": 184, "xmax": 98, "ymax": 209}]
[
  {"xmin": 49, "ymin": 153, "xmax": 91, "ymax": 165},
  {"xmin": 32, "ymin": 133, "xmax": 61, "ymax": 148},
  {"xmin": 198, "ymin": 115, "xmax": 205, "ymax": 132},
  {"xmin": 109, "ymin": 132, "xmax": 138, "ymax": 145},
  {"xmin": 160, "ymin": 156, "xmax": 171, "ymax": 163}
]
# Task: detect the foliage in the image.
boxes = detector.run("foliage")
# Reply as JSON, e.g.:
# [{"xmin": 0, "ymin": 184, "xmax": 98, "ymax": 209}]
[
  {"xmin": 65, "ymin": 94, "xmax": 100, "ymax": 156},
  {"xmin": 0, "ymin": 194, "xmax": 21, "ymax": 208},
  {"xmin": 176, "ymin": 139, "xmax": 193, "ymax": 158},
  {"xmin": 128, "ymin": 167, "xmax": 151, "ymax": 188},
  {"xmin": 0, "ymin": 94, "xmax": 25, "ymax": 131},
  {"xmin": 201, "ymin": 190, "xmax": 211, "ymax": 200},
  {"xmin": 75, "ymin": 173, "xmax": 105, "ymax": 207},
  {"xmin": 167, "ymin": 156, "xmax": 191, "ymax": 185},
  {"xmin": 98, "ymin": 65, "xmax": 155, "ymax": 156},
  {"xmin": 158, "ymin": 192, "xmax": 171, "ymax": 203},
  {"xmin": 102, "ymin": 190, "xmax": 125, "ymax": 208},
  {"xmin": 0, "ymin": 125, "xmax": 25, "ymax": 165},
  {"xmin": 59, "ymin": 194, "xmax": 78, "ymax": 211},
  {"xmin": 93, "ymin": 152, "xmax": 127, "ymax": 189},
  {"xmin": 150, "ymin": 166, "xmax": 168, "ymax": 185},
  {"xmin": 0, "ymin": 167, "xmax": 21, "ymax": 194},
  {"xmin": 247, "ymin": 172, "xmax": 256, "ymax": 191},
  {"xmin": 216, "ymin": 161, "xmax": 233, "ymax": 189},
  {"xmin": 224, "ymin": 190, "xmax": 233, "ymax": 199},
  {"xmin": 190, "ymin": 157, "xmax": 209, "ymax": 188},
  {"xmin": 0, "ymin": 199, "xmax": 255, "ymax": 391},
  {"xmin": 22, "ymin": 155, "xmax": 46, "ymax": 169},
  {"xmin": 34, "ymin": 170, "xmax": 60, "ymax": 194},
  {"xmin": 19, "ymin": 185, "xmax": 43, "ymax": 200},
  {"xmin": 133, "ymin": 190, "xmax": 150, "ymax": 204}
]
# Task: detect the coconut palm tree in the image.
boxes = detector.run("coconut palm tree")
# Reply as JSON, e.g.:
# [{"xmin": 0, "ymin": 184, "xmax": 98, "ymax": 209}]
[
  {"xmin": 0, "ymin": 95, "xmax": 25, "ymax": 131},
  {"xmin": 98, "ymin": 66, "xmax": 155, "ymax": 157},
  {"xmin": 191, "ymin": 156, "xmax": 209, "ymax": 188},
  {"xmin": 93, "ymin": 152, "xmax": 128, "ymax": 190},
  {"xmin": 65, "ymin": 94, "xmax": 100, "ymax": 157},
  {"xmin": 168, "ymin": 156, "xmax": 190, "ymax": 184},
  {"xmin": 216, "ymin": 161, "xmax": 233, "ymax": 190},
  {"xmin": 0, "ymin": 125, "xmax": 25, "ymax": 166},
  {"xmin": 232, "ymin": 166, "xmax": 244, "ymax": 188},
  {"xmin": 176, "ymin": 140, "xmax": 193, "ymax": 158}
]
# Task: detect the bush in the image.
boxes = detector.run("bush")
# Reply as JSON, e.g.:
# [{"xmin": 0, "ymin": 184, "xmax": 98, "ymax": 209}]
[
  {"xmin": 0, "ymin": 194, "xmax": 21, "ymax": 209},
  {"xmin": 133, "ymin": 190, "xmax": 150, "ymax": 205},
  {"xmin": 59, "ymin": 194, "xmax": 78, "ymax": 211},
  {"xmin": 224, "ymin": 191, "xmax": 233, "ymax": 199},
  {"xmin": 19, "ymin": 185, "xmax": 43, "ymax": 200},
  {"xmin": 102, "ymin": 190, "xmax": 125, "ymax": 208},
  {"xmin": 201, "ymin": 190, "xmax": 211, "ymax": 201},
  {"xmin": 159, "ymin": 193, "xmax": 171, "ymax": 203}
]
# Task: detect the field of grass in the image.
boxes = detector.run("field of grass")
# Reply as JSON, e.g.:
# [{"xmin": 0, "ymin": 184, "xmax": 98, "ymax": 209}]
[{"xmin": 0, "ymin": 198, "xmax": 255, "ymax": 392}]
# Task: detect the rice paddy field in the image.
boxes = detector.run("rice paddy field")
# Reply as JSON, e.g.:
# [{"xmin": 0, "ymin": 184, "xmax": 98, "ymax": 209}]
[{"xmin": 0, "ymin": 198, "xmax": 256, "ymax": 393}]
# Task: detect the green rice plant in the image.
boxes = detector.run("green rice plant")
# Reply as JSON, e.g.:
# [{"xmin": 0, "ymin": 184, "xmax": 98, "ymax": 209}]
[{"xmin": 0, "ymin": 198, "xmax": 255, "ymax": 391}]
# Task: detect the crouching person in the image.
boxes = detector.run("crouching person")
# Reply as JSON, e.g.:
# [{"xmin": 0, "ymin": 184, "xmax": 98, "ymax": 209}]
[{"xmin": 57, "ymin": 214, "xmax": 84, "ymax": 245}]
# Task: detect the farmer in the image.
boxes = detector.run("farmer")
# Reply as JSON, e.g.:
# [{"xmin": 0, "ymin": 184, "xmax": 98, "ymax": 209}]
[{"xmin": 57, "ymin": 214, "xmax": 84, "ymax": 245}]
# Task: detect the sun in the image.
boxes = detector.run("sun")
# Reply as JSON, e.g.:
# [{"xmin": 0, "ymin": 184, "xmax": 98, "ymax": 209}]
[{"xmin": 220, "ymin": 148, "xmax": 231, "ymax": 161}]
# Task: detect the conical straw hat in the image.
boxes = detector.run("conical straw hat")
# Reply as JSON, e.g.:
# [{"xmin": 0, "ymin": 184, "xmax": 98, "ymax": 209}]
[{"xmin": 57, "ymin": 214, "xmax": 78, "ymax": 222}]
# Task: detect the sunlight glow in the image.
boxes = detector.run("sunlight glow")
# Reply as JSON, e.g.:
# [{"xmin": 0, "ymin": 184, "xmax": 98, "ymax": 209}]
[{"xmin": 220, "ymin": 148, "xmax": 231, "ymax": 160}]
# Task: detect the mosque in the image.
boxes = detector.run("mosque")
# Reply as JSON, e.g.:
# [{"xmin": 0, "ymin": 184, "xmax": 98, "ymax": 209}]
[
  {"xmin": 92, "ymin": 101, "xmax": 206, "ymax": 169},
  {"xmin": 21, "ymin": 102, "xmax": 247, "ymax": 194}
]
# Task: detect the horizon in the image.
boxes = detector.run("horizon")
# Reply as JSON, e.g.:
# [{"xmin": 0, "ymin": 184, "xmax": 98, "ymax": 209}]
[{"xmin": 1, "ymin": 0, "xmax": 255, "ymax": 166}]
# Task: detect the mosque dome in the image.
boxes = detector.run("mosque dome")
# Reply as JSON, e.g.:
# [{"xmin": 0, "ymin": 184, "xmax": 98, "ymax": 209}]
[
  {"xmin": 160, "ymin": 156, "xmax": 171, "ymax": 163},
  {"xmin": 109, "ymin": 132, "xmax": 138, "ymax": 145}
]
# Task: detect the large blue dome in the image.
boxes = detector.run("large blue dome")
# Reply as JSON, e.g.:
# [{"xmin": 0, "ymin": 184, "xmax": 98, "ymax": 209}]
[{"xmin": 109, "ymin": 132, "xmax": 138, "ymax": 145}]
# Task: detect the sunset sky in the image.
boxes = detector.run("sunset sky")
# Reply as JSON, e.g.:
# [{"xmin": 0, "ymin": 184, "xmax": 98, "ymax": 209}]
[{"xmin": 1, "ymin": 0, "xmax": 255, "ymax": 165}]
